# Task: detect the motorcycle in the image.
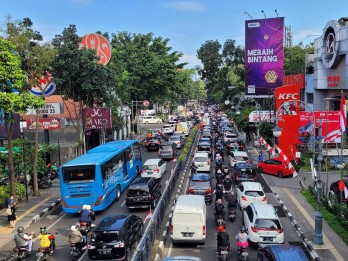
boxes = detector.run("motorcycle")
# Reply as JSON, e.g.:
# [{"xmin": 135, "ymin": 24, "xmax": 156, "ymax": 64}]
[
  {"xmin": 215, "ymin": 213, "xmax": 226, "ymax": 228},
  {"xmin": 12, "ymin": 232, "xmax": 35, "ymax": 261},
  {"xmin": 36, "ymin": 232, "xmax": 58, "ymax": 261},
  {"xmin": 237, "ymin": 241, "xmax": 249, "ymax": 260},
  {"xmin": 217, "ymin": 245, "xmax": 229, "ymax": 261},
  {"xmin": 228, "ymin": 207, "xmax": 236, "ymax": 222},
  {"xmin": 70, "ymin": 242, "xmax": 85, "ymax": 261}
]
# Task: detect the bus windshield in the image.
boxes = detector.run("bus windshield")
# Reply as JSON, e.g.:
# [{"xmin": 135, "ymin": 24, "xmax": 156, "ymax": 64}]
[{"xmin": 62, "ymin": 165, "xmax": 96, "ymax": 183}]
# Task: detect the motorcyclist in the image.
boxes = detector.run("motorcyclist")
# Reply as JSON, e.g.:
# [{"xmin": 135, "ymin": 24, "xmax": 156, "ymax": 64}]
[
  {"xmin": 222, "ymin": 165, "xmax": 229, "ymax": 176},
  {"xmin": 215, "ymin": 170, "xmax": 224, "ymax": 185},
  {"xmin": 214, "ymin": 199, "xmax": 225, "ymax": 220},
  {"xmin": 215, "ymin": 153, "xmax": 223, "ymax": 164},
  {"xmin": 223, "ymin": 175, "xmax": 233, "ymax": 193},
  {"xmin": 79, "ymin": 205, "xmax": 95, "ymax": 226},
  {"xmin": 214, "ymin": 184, "xmax": 224, "ymax": 202},
  {"xmin": 216, "ymin": 225, "xmax": 230, "ymax": 253},
  {"xmin": 37, "ymin": 227, "xmax": 55, "ymax": 255},
  {"xmin": 226, "ymin": 192, "xmax": 237, "ymax": 210},
  {"xmin": 236, "ymin": 226, "xmax": 249, "ymax": 247},
  {"xmin": 14, "ymin": 226, "xmax": 33, "ymax": 253},
  {"xmin": 69, "ymin": 225, "xmax": 87, "ymax": 250},
  {"xmin": 191, "ymin": 162, "xmax": 198, "ymax": 174}
]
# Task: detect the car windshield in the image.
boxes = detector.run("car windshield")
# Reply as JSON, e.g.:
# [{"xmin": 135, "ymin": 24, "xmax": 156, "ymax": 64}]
[
  {"xmin": 160, "ymin": 145, "xmax": 172, "ymax": 150},
  {"xmin": 192, "ymin": 174, "xmax": 210, "ymax": 181},
  {"xmin": 235, "ymin": 156, "xmax": 248, "ymax": 161},
  {"xmin": 91, "ymin": 231, "xmax": 120, "ymax": 243},
  {"xmin": 255, "ymin": 219, "xmax": 281, "ymax": 230},
  {"xmin": 127, "ymin": 187, "xmax": 149, "ymax": 195},
  {"xmin": 194, "ymin": 157, "xmax": 208, "ymax": 162},
  {"xmin": 238, "ymin": 168, "xmax": 256, "ymax": 175},
  {"xmin": 245, "ymin": 190, "xmax": 264, "ymax": 197},
  {"xmin": 170, "ymin": 137, "xmax": 180, "ymax": 141},
  {"xmin": 143, "ymin": 165, "xmax": 157, "ymax": 170}
]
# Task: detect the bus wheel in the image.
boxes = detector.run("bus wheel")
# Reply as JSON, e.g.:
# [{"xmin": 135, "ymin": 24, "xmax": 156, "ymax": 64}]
[{"xmin": 116, "ymin": 185, "xmax": 121, "ymax": 201}]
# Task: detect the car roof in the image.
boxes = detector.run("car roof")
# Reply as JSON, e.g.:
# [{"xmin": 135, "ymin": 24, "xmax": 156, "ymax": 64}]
[
  {"xmin": 94, "ymin": 214, "xmax": 131, "ymax": 231},
  {"xmin": 261, "ymin": 244, "xmax": 308, "ymax": 260},
  {"xmin": 235, "ymin": 162, "xmax": 255, "ymax": 168},
  {"xmin": 144, "ymin": 158, "xmax": 161, "ymax": 165},
  {"xmin": 194, "ymin": 152, "xmax": 209, "ymax": 157},
  {"xmin": 163, "ymin": 257, "xmax": 202, "ymax": 261},
  {"xmin": 240, "ymin": 181, "xmax": 263, "ymax": 190},
  {"xmin": 169, "ymin": 136, "xmax": 180, "ymax": 140},
  {"xmin": 161, "ymin": 142, "xmax": 174, "ymax": 146},
  {"xmin": 232, "ymin": 151, "xmax": 248, "ymax": 156},
  {"xmin": 251, "ymin": 203, "xmax": 278, "ymax": 218}
]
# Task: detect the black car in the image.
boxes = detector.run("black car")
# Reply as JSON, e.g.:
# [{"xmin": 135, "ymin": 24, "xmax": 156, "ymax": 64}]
[
  {"xmin": 147, "ymin": 138, "xmax": 161, "ymax": 151},
  {"xmin": 188, "ymin": 172, "xmax": 212, "ymax": 204},
  {"xmin": 88, "ymin": 214, "xmax": 144, "ymax": 260},
  {"xmin": 225, "ymin": 139, "xmax": 245, "ymax": 155},
  {"xmin": 125, "ymin": 177, "xmax": 162, "ymax": 209},
  {"xmin": 196, "ymin": 141, "xmax": 211, "ymax": 156},
  {"xmin": 158, "ymin": 142, "xmax": 178, "ymax": 160},
  {"xmin": 232, "ymin": 162, "xmax": 257, "ymax": 185}
]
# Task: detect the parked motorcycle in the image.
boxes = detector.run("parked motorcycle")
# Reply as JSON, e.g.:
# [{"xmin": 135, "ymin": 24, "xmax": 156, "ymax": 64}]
[{"xmin": 30, "ymin": 176, "xmax": 52, "ymax": 189}]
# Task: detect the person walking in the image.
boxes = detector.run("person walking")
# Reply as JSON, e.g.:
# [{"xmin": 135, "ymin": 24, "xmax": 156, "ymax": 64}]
[
  {"xmin": 7, "ymin": 204, "xmax": 17, "ymax": 228},
  {"xmin": 6, "ymin": 195, "xmax": 14, "ymax": 207}
]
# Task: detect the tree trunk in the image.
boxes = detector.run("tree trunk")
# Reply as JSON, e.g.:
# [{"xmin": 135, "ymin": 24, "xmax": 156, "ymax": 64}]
[
  {"xmin": 7, "ymin": 119, "xmax": 16, "ymax": 197},
  {"xmin": 32, "ymin": 110, "xmax": 40, "ymax": 196}
]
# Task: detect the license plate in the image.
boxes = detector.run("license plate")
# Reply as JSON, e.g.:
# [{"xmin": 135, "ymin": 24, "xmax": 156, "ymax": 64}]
[
  {"xmin": 263, "ymin": 237, "xmax": 273, "ymax": 241},
  {"xmin": 221, "ymin": 250, "xmax": 228, "ymax": 254},
  {"xmin": 182, "ymin": 233, "xmax": 193, "ymax": 237},
  {"xmin": 98, "ymin": 250, "xmax": 111, "ymax": 254},
  {"xmin": 36, "ymin": 253, "xmax": 43, "ymax": 257}
]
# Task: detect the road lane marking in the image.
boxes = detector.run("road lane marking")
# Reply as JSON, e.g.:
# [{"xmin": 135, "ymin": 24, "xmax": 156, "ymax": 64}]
[
  {"xmin": 167, "ymin": 242, "xmax": 173, "ymax": 257},
  {"xmin": 283, "ymin": 188, "xmax": 344, "ymax": 261},
  {"xmin": 33, "ymin": 212, "xmax": 66, "ymax": 242}
]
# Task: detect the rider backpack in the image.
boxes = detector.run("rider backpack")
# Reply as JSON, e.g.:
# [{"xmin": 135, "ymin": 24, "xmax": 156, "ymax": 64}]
[{"xmin": 215, "ymin": 203, "xmax": 224, "ymax": 213}]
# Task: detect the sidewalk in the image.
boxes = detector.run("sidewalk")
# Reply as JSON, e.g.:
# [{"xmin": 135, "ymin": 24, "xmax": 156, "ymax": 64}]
[{"xmin": 246, "ymin": 139, "xmax": 348, "ymax": 261}]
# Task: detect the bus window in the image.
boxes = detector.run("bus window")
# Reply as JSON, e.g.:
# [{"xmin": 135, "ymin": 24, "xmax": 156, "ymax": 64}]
[
  {"xmin": 101, "ymin": 154, "xmax": 123, "ymax": 180},
  {"xmin": 62, "ymin": 166, "xmax": 95, "ymax": 182},
  {"xmin": 125, "ymin": 147, "xmax": 132, "ymax": 162},
  {"xmin": 132, "ymin": 143, "xmax": 142, "ymax": 161}
]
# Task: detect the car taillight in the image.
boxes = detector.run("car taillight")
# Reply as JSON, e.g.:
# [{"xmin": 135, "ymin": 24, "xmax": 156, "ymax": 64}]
[
  {"xmin": 207, "ymin": 160, "xmax": 210, "ymax": 165},
  {"xmin": 188, "ymin": 187, "xmax": 194, "ymax": 193},
  {"xmin": 154, "ymin": 168, "xmax": 160, "ymax": 173},
  {"xmin": 251, "ymin": 226, "xmax": 259, "ymax": 233},
  {"xmin": 262, "ymin": 196, "xmax": 267, "ymax": 202},
  {"xmin": 95, "ymin": 196, "xmax": 103, "ymax": 206},
  {"xmin": 114, "ymin": 242, "xmax": 125, "ymax": 248},
  {"xmin": 142, "ymin": 169, "xmax": 146, "ymax": 173},
  {"xmin": 203, "ymin": 225, "xmax": 206, "ymax": 236},
  {"xmin": 170, "ymin": 224, "xmax": 173, "ymax": 234},
  {"xmin": 277, "ymin": 228, "xmax": 284, "ymax": 233},
  {"xmin": 87, "ymin": 244, "xmax": 96, "ymax": 249},
  {"xmin": 242, "ymin": 196, "xmax": 247, "ymax": 201}
]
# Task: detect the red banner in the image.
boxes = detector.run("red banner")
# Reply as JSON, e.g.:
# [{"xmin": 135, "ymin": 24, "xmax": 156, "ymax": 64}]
[
  {"xmin": 26, "ymin": 118, "xmax": 62, "ymax": 130},
  {"xmin": 83, "ymin": 108, "xmax": 112, "ymax": 131}
]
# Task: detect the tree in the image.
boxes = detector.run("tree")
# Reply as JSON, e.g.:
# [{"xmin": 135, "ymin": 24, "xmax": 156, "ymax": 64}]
[
  {"xmin": 5, "ymin": 17, "xmax": 56, "ymax": 196},
  {"xmin": 284, "ymin": 43, "xmax": 314, "ymax": 75},
  {"xmin": 51, "ymin": 25, "xmax": 116, "ymax": 154},
  {"xmin": 0, "ymin": 36, "xmax": 44, "ymax": 197}
]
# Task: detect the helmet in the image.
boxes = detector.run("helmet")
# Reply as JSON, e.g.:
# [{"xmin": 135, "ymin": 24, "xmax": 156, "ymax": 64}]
[
  {"xmin": 71, "ymin": 225, "xmax": 78, "ymax": 231},
  {"xmin": 217, "ymin": 184, "xmax": 223, "ymax": 191},
  {"xmin": 218, "ymin": 225, "xmax": 225, "ymax": 232},
  {"xmin": 17, "ymin": 226, "xmax": 24, "ymax": 233},
  {"xmin": 217, "ymin": 169, "xmax": 222, "ymax": 174},
  {"xmin": 240, "ymin": 225, "xmax": 246, "ymax": 233},
  {"xmin": 82, "ymin": 204, "xmax": 88, "ymax": 210},
  {"xmin": 225, "ymin": 175, "xmax": 230, "ymax": 179},
  {"xmin": 40, "ymin": 227, "xmax": 47, "ymax": 235},
  {"xmin": 86, "ymin": 205, "xmax": 91, "ymax": 211}
]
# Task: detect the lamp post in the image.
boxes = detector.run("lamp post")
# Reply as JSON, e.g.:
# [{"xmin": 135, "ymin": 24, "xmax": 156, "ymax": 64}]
[{"xmin": 273, "ymin": 100, "xmax": 323, "ymax": 245}]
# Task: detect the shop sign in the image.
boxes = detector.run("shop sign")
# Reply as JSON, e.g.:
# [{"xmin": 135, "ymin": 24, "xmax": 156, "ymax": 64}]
[
  {"xmin": 83, "ymin": 108, "xmax": 112, "ymax": 131},
  {"xmin": 327, "ymin": 75, "xmax": 341, "ymax": 87},
  {"xmin": 26, "ymin": 118, "xmax": 62, "ymax": 130}
]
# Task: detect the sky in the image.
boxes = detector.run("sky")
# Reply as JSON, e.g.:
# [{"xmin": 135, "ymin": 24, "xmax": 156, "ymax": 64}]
[{"xmin": 1, "ymin": 0, "xmax": 347, "ymax": 68}]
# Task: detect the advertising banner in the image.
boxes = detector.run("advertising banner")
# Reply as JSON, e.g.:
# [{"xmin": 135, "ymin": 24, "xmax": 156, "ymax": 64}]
[
  {"xmin": 248, "ymin": 111, "xmax": 274, "ymax": 123},
  {"xmin": 299, "ymin": 111, "xmax": 341, "ymax": 143},
  {"xmin": 83, "ymin": 108, "xmax": 112, "ymax": 131},
  {"xmin": 245, "ymin": 17, "xmax": 284, "ymax": 95},
  {"xmin": 26, "ymin": 118, "xmax": 62, "ymax": 130}
]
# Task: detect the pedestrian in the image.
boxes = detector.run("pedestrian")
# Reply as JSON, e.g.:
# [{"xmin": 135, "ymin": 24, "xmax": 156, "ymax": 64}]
[
  {"xmin": 6, "ymin": 194, "xmax": 14, "ymax": 207},
  {"xmin": 7, "ymin": 204, "xmax": 17, "ymax": 228}
]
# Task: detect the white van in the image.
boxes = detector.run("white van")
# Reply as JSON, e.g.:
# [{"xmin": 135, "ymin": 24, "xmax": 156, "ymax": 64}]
[
  {"xmin": 142, "ymin": 116, "xmax": 163, "ymax": 124},
  {"xmin": 171, "ymin": 195, "xmax": 206, "ymax": 244}
]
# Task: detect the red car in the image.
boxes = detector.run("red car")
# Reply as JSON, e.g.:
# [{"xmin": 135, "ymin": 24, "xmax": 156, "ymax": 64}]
[{"xmin": 257, "ymin": 157, "xmax": 294, "ymax": 178}]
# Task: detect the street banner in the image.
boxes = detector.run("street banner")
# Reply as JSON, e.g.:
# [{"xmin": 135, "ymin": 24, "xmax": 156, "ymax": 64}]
[
  {"xmin": 245, "ymin": 17, "xmax": 284, "ymax": 95},
  {"xmin": 83, "ymin": 108, "xmax": 112, "ymax": 131},
  {"xmin": 80, "ymin": 33, "xmax": 112, "ymax": 65},
  {"xmin": 26, "ymin": 118, "xmax": 62, "ymax": 130},
  {"xmin": 248, "ymin": 111, "xmax": 274, "ymax": 123}
]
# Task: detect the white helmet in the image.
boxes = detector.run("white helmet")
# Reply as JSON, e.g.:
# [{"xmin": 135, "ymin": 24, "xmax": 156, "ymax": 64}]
[
  {"xmin": 71, "ymin": 225, "xmax": 78, "ymax": 231},
  {"xmin": 86, "ymin": 205, "xmax": 91, "ymax": 211}
]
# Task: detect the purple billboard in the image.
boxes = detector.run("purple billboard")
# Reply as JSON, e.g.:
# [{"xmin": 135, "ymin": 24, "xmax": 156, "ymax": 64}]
[{"xmin": 245, "ymin": 17, "xmax": 284, "ymax": 96}]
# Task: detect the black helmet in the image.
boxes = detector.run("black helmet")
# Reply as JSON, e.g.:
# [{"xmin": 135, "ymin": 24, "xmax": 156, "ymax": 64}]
[
  {"xmin": 240, "ymin": 225, "xmax": 246, "ymax": 233},
  {"xmin": 217, "ymin": 184, "xmax": 223, "ymax": 190},
  {"xmin": 40, "ymin": 227, "xmax": 47, "ymax": 235},
  {"xmin": 17, "ymin": 226, "xmax": 24, "ymax": 233}
]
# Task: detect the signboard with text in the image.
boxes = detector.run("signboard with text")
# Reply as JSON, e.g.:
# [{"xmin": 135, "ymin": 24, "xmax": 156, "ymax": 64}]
[
  {"xmin": 26, "ymin": 103, "xmax": 64, "ymax": 115},
  {"xmin": 245, "ymin": 17, "xmax": 284, "ymax": 95},
  {"xmin": 83, "ymin": 108, "xmax": 112, "ymax": 131},
  {"xmin": 26, "ymin": 118, "xmax": 62, "ymax": 130}
]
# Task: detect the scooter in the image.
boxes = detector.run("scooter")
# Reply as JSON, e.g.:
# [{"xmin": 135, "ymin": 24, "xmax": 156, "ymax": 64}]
[
  {"xmin": 237, "ymin": 240, "xmax": 249, "ymax": 260},
  {"xmin": 70, "ymin": 242, "xmax": 85, "ymax": 261},
  {"xmin": 215, "ymin": 213, "xmax": 226, "ymax": 228},
  {"xmin": 228, "ymin": 207, "xmax": 236, "ymax": 222},
  {"xmin": 12, "ymin": 232, "xmax": 35, "ymax": 261},
  {"xmin": 36, "ymin": 232, "xmax": 58, "ymax": 261},
  {"xmin": 217, "ymin": 245, "xmax": 229, "ymax": 261}
]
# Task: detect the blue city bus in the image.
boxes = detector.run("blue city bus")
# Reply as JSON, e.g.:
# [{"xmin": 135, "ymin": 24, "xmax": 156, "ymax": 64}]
[{"xmin": 59, "ymin": 140, "xmax": 143, "ymax": 213}]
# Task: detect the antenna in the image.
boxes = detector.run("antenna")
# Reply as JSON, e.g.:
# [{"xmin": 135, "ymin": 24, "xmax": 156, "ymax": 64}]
[
  {"xmin": 261, "ymin": 10, "xmax": 266, "ymax": 19},
  {"xmin": 244, "ymin": 12, "xmax": 253, "ymax": 20},
  {"xmin": 275, "ymin": 10, "xmax": 278, "ymax": 17}
]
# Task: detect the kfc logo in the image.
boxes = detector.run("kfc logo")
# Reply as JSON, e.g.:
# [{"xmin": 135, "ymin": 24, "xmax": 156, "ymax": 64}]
[
  {"xmin": 321, "ymin": 21, "xmax": 341, "ymax": 69},
  {"xmin": 277, "ymin": 93, "xmax": 299, "ymax": 100}
]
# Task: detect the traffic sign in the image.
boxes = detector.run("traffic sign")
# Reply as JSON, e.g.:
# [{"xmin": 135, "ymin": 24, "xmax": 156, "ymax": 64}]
[{"xmin": 143, "ymin": 100, "xmax": 150, "ymax": 107}]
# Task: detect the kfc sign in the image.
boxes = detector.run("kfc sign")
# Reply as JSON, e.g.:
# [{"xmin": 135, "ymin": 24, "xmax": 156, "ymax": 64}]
[
  {"xmin": 277, "ymin": 93, "xmax": 299, "ymax": 100},
  {"xmin": 83, "ymin": 108, "xmax": 112, "ymax": 131}
]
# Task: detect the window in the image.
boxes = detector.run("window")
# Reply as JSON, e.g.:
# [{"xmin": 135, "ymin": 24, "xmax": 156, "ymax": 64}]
[
  {"xmin": 245, "ymin": 206, "xmax": 254, "ymax": 221},
  {"xmin": 101, "ymin": 154, "xmax": 123, "ymax": 180},
  {"xmin": 62, "ymin": 165, "xmax": 95, "ymax": 182},
  {"xmin": 306, "ymin": 93, "xmax": 313, "ymax": 104},
  {"xmin": 132, "ymin": 142, "xmax": 142, "ymax": 160}
]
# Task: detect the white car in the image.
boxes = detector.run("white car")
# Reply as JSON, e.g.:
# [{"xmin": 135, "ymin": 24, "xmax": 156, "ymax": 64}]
[
  {"xmin": 193, "ymin": 152, "xmax": 211, "ymax": 172},
  {"xmin": 236, "ymin": 182, "xmax": 267, "ymax": 209},
  {"xmin": 142, "ymin": 116, "xmax": 163, "ymax": 124},
  {"xmin": 162, "ymin": 124, "xmax": 175, "ymax": 135},
  {"xmin": 141, "ymin": 158, "xmax": 167, "ymax": 179},
  {"xmin": 243, "ymin": 203, "xmax": 284, "ymax": 244},
  {"xmin": 229, "ymin": 151, "xmax": 249, "ymax": 167},
  {"xmin": 173, "ymin": 131, "xmax": 185, "ymax": 140},
  {"xmin": 169, "ymin": 136, "xmax": 183, "ymax": 149}
]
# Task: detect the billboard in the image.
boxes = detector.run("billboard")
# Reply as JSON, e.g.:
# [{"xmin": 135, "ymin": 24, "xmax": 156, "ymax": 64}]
[
  {"xmin": 82, "ymin": 108, "xmax": 112, "ymax": 131},
  {"xmin": 26, "ymin": 118, "xmax": 62, "ymax": 130},
  {"xmin": 245, "ymin": 17, "xmax": 284, "ymax": 95}
]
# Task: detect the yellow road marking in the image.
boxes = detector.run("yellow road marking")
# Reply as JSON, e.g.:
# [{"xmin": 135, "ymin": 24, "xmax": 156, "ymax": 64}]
[
  {"xmin": 284, "ymin": 188, "xmax": 344, "ymax": 261},
  {"xmin": 0, "ymin": 195, "xmax": 54, "ymax": 233}
]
